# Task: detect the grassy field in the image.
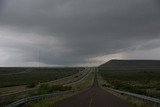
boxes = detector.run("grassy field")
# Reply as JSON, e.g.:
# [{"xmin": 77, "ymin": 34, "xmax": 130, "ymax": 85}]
[
  {"xmin": 97, "ymin": 73, "xmax": 154, "ymax": 107},
  {"xmin": 23, "ymin": 68, "xmax": 95, "ymax": 107},
  {"xmin": 0, "ymin": 67, "xmax": 83, "ymax": 88},
  {"xmin": 99, "ymin": 67, "xmax": 160, "ymax": 99},
  {"xmin": 0, "ymin": 67, "xmax": 85, "ymax": 106}
]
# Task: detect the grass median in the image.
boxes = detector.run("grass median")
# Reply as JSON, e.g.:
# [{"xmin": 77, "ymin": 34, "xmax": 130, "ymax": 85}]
[{"xmin": 23, "ymin": 69, "xmax": 95, "ymax": 107}]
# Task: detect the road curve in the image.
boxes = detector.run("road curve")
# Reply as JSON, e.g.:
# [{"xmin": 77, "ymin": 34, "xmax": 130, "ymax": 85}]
[{"xmin": 51, "ymin": 68, "xmax": 136, "ymax": 107}]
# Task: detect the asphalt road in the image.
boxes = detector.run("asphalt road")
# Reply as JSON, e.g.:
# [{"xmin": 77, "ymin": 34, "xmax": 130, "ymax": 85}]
[
  {"xmin": 51, "ymin": 70, "xmax": 135, "ymax": 107},
  {"xmin": 0, "ymin": 68, "xmax": 88, "ymax": 106}
]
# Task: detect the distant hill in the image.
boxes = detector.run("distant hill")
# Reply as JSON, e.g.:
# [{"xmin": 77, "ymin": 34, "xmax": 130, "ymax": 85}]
[{"xmin": 99, "ymin": 60, "xmax": 160, "ymax": 67}]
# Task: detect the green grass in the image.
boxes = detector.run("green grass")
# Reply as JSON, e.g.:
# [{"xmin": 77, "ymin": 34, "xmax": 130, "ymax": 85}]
[
  {"xmin": 29, "ymin": 84, "xmax": 72, "ymax": 96},
  {"xmin": 69, "ymin": 69, "xmax": 94, "ymax": 90},
  {"xmin": 99, "ymin": 67, "xmax": 160, "ymax": 99},
  {"xmin": 0, "ymin": 67, "xmax": 83, "ymax": 88},
  {"xmin": 23, "ymin": 90, "xmax": 80, "ymax": 107},
  {"xmin": 22, "ymin": 68, "xmax": 94, "ymax": 107},
  {"xmin": 98, "ymin": 73, "xmax": 154, "ymax": 107},
  {"xmin": 0, "ymin": 67, "xmax": 84, "ymax": 106}
]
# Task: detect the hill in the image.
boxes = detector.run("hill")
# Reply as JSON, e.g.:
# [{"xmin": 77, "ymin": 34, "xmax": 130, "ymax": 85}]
[{"xmin": 99, "ymin": 60, "xmax": 160, "ymax": 67}]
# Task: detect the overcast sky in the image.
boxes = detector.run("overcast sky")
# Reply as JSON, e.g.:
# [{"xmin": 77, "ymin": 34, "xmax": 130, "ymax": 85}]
[{"xmin": 0, "ymin": 0, "xmax": 160, "ymax": 67}]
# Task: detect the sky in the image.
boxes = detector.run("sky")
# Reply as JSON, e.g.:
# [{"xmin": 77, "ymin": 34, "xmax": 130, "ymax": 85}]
[{"xmin": 0, "ymin": 0, "xmax": 160, "ymax": 67}]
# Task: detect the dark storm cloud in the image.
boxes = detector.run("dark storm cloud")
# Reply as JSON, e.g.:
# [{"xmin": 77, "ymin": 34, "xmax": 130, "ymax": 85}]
[
  {"xmin": 0, "ymin": 0, "xmax": 6, "ymax": 12},
  {"xmin": 0, "ymin": 0, "xmax": 160, "ymax": 66}
]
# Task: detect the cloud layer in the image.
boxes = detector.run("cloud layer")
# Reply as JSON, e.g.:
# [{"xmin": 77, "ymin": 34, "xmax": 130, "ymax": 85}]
[{"xmin": 0, "ymin": 0, "xmax": 160, "ymax": 66}]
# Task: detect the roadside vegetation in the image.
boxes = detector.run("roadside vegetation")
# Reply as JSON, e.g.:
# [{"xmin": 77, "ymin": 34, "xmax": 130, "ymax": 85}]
[
  {"xmin": 98, "ymin": 66, "xmax": 160, "ymax": 107},
  {"xmin": 97, "ymin": 72, "xmax": 154, "ymax": 107},
  {"xmin": 99, "ymin": 67, "xmax": 160, "ymax": 99},
  {"xmin": 23, "ymin": 68, "xmax": 94, "ymax": 107},
  {"xmin": 69, "ymin": 69, "xmax": 94, "ymax": 90},
  {"xmin": 30, "ymin": 84, "xmax": 72, "ymax": 96},
  {"xmin": 0, "ymin": 67, "xmax": 83, "ymax": 106},
  {"xmin": 0, "ymin": 67, "xmax": 83, "ymax": 88}
]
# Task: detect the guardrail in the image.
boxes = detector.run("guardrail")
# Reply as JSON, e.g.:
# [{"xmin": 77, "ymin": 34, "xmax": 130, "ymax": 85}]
[
  {"xmin": 65, "ymin": 68, "xmax": 91, "ymax": 86},
  {"xmin": 6, "ymin": 90, "xmax": 74, "ymax": 107},
  {"xmin": 5, "ymin": 68, "xmax": 92, "ymax": 107},
  {"xmin": 108, "ymin": 88, "xmax": 160, "ymax": 107},
  {"xmin": 46, "ymin": 67, "xmax": 89, "ymax": 85},
  {"xmin": 1, "ymin": 68, "xmax": 87, "ymax": 106}
]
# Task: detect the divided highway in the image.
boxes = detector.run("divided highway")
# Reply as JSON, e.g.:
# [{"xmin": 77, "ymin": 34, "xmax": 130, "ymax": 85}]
[
  {"xmin": 0, "ymin": 68, "xmax": 88, "ymax": 106},
  {"xmin": 51, "ymin": 68, "xmax": 135, "ymax": 107}
]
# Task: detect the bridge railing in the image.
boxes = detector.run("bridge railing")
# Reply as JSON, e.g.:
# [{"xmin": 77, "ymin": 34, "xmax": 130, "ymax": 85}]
[{"xmin": 108, "ymin": 88, "xmax": 160, "ymax": 107}]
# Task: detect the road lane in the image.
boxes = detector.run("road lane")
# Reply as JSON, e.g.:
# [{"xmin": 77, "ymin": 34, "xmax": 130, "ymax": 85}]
[
  {"xmin": 51, "ymin": 68, "xmax": 135, "ymax": 107},
  {"xmin": 0, "ymin": 68, "xmax": 87, "ymax": 106}
]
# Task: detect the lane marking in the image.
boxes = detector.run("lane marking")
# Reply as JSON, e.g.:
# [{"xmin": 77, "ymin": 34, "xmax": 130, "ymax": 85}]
[{"xmin": 89, "ymin": 93, "xmax": 96, "ymax": 107}]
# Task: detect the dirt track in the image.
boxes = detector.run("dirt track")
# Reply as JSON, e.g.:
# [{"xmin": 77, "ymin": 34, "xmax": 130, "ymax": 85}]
[{"xmin": 51, "ymin": 69, "xmax": 135, "ymax": 107}]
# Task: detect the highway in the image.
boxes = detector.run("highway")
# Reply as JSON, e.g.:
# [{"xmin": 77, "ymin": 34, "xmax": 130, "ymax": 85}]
[
  {"xmin": 51, "ymin": 68, "xmax": 135, "ymax": 107},
  {"xmin": 0, "ymin": 68, "xmax": 88, "ymax": 106}
]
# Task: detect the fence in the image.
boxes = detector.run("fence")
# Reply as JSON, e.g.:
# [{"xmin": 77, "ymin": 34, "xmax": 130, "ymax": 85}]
[
  {"xmin": 6, "ymin": 90, "xmax": 74, "ymax": 107},
  {"xmin": 108, "ymin": 88, "xmax": 160, "ymax": 107}
]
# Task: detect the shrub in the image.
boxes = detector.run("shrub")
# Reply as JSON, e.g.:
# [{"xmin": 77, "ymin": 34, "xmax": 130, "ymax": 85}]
[
  {"xmin": 74, "ymin": 75, "xmax": 79, "ymax": 78},
  {"xmin": 102, "ymin": 84, "xmax": 108, "ymax": 87},
  {"xmin": 26, "ymin": 83, "xmax": 37, "ymax": 88},
  {"xmin": 36, "ymin": 84, "xmax": 72, "ymax": 95}
]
